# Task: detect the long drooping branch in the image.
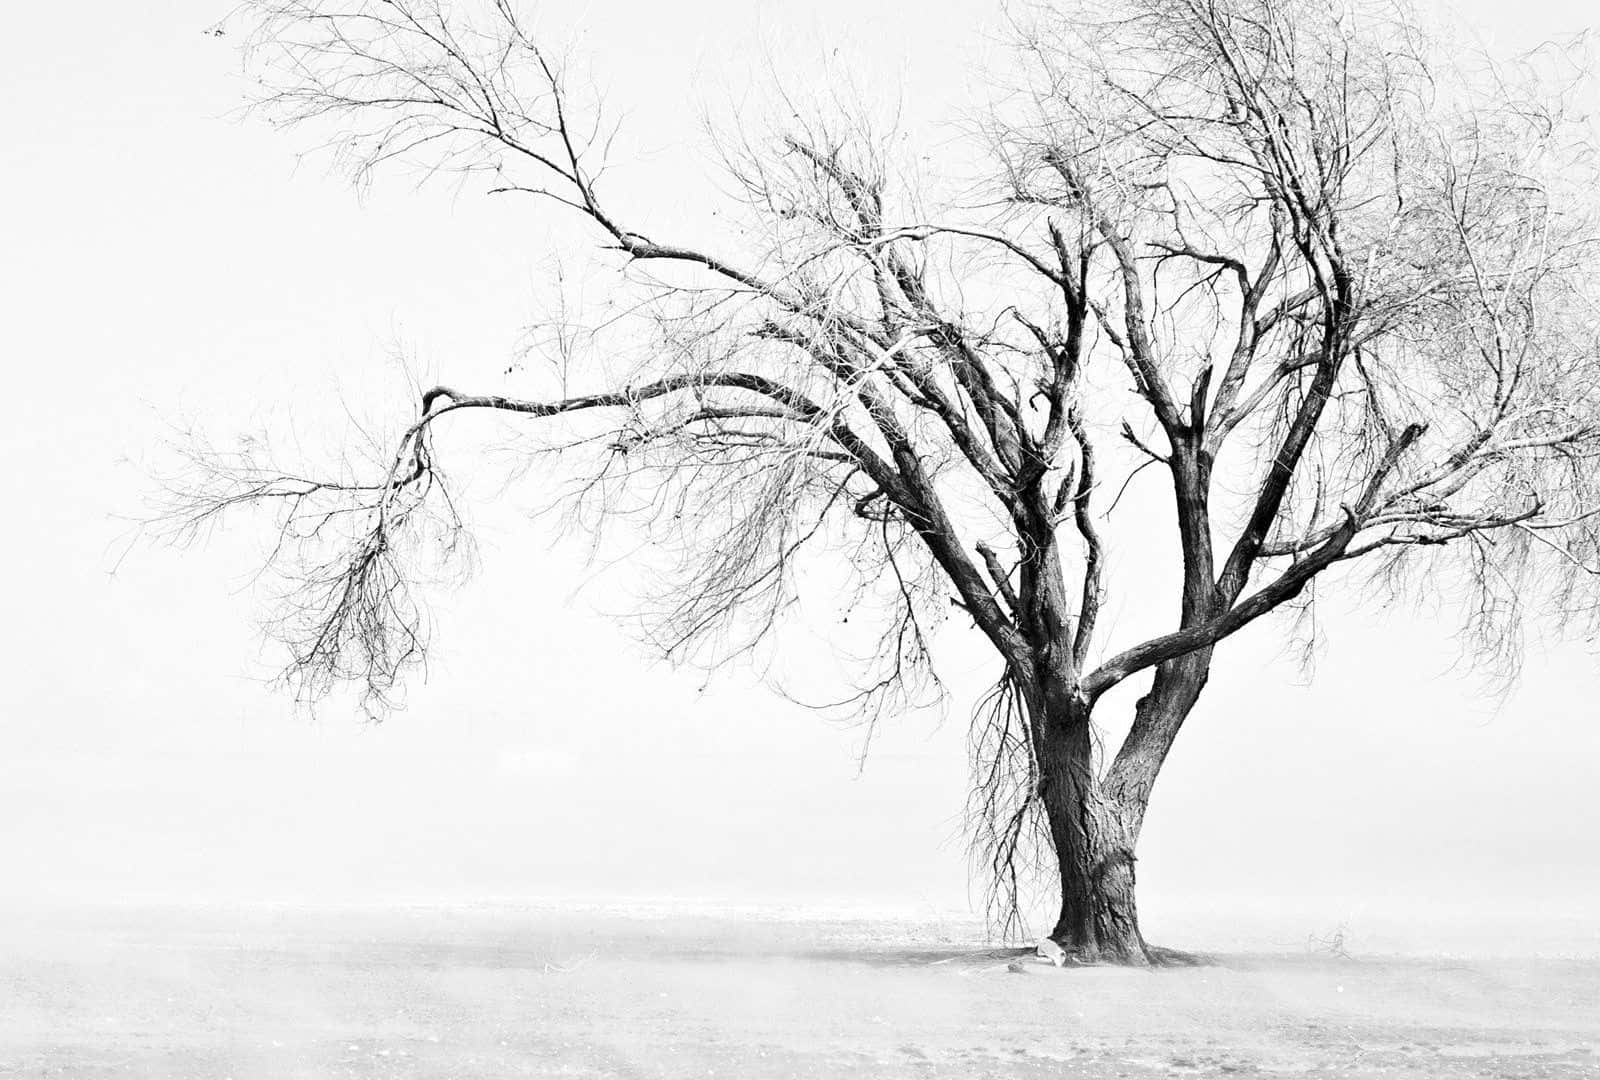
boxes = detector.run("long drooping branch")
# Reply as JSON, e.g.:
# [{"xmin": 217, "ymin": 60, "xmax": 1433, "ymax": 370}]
[{"xmin": 246, "ymin": 0, "xmax": 1113, "ymax": 684}]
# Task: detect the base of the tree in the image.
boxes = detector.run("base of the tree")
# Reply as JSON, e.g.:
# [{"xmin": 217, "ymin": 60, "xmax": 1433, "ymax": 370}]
[{"xmin": 1039, "ymin": 941, "xmax": 1214, "ymax": 968}]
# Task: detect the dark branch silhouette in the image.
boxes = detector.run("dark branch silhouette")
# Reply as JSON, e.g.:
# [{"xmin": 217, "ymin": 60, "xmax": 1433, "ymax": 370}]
[{"xmin": 159, "ymin": 0, "xmax": 1600, "ymax": 961}]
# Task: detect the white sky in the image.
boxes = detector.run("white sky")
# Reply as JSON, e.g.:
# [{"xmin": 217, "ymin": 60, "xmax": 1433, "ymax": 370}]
[{"xmin": 3, "ymin": 0, "xmax": 1598, "ymax": 946}]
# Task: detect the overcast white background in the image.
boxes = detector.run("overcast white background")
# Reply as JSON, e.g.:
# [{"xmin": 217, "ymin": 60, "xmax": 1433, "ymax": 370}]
[{"xmin": 2, "ymin": 0, "xmax": 1597, "ymax": 950}]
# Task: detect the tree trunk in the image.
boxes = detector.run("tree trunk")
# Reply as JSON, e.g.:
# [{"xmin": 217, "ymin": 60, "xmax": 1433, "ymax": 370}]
[{"xmin": 1034, "ymin": 690, "xmax": 1150, "ymax": 965}]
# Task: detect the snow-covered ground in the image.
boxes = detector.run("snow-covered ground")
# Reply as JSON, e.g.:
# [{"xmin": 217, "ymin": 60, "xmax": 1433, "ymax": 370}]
[{"xmin": 1, "ymin": 901, "xmax": 1595, "ymax": 1078}]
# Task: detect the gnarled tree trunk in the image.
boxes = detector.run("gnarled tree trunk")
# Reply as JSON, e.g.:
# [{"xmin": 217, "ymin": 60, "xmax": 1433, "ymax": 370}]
[
  {"xmin": 1034, "ymin": 693, "xmax": 1148, "ymax": 964},
  {"xmin": 1028, "ymin": 649, "xmax": 1212, "ymax": 965}
]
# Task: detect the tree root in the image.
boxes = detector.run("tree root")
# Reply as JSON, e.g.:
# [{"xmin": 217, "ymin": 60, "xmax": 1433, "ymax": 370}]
[{"xmin": 1146, "ymin": 944, "xmax": 1213, "ymax": 967}]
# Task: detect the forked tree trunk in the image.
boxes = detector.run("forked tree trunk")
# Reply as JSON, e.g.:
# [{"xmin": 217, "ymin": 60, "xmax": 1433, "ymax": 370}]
[
  {"xmin": 1028, "ymin": 652, "xmax": 1211, "ymax": 965},
  {"xmin": 1035, "ymin": 699, "xmax": 1149, "ymax": 964}
]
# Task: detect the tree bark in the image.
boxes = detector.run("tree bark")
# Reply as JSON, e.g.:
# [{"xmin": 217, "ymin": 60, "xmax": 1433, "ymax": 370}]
[
  {"xmin": 1025, "ymin": 643, "xmax": 1214, "ymax": 965},
  {"xmin": 1032, "ymin": 685, "xmax": 1150, "ymax": 965},
  {"xmin": 1102, "ymin": 649, "xmax": 1212, "ymax": 842}
]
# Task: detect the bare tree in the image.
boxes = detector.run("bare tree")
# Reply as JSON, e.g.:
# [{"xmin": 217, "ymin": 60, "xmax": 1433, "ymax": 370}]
[{"xmin": 164, "ymin": 0, "xmax": 1600, "ymax": 963}]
